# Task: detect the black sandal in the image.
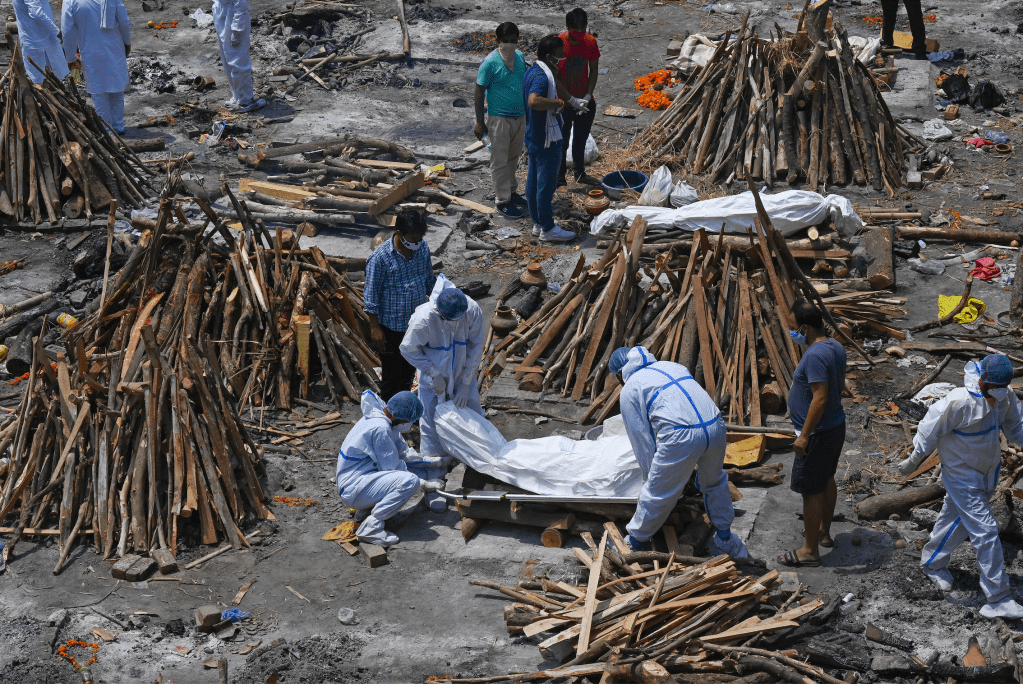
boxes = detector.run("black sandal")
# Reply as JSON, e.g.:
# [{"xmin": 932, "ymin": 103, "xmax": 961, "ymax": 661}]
[{"xmin": 778, "ymin": 549, "xmax": 821, "ymax": 567}]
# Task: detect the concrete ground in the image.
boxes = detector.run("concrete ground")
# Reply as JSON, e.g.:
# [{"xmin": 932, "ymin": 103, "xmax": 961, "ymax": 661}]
[{"xmin": 5, "ymin": 0, "xmax": 1023, "ymax": 681}]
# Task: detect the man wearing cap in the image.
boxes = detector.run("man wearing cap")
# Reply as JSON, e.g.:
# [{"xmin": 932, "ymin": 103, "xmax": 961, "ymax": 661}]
[
  {"xmin": 336, "ymin": 390, "xmax": 437, "ymax": 547},
  {"xmin": 401, "ymin": 277, "xmax": 485, "ymax": 510},
  {"xmin": 608, "ymin": 346, "xmax": 748, "ymax": 558},
  {"xmin": 900, "ymin": 353, "xmax": 1023, "ymax": 618}
]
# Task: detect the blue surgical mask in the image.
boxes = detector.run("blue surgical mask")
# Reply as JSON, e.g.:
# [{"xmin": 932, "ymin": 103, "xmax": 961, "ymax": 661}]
[
  {"xmin": 400, "ymin": 236, "xmax": 424, "ymax": 251},
  {"xmin": 789, "ymin": 328, "xmax": 807, "ymax": 345},
  {"xmin": 988, "ymin": 387, "xmax": 1009, "ymax": 401}
]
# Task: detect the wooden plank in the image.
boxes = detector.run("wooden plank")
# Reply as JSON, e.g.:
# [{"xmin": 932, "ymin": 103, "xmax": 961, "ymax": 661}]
[
  {"xmin": 465, "ymin": 140, "xmax": 485, "ymax": 153},
  {"xmin": 692, "ymin": 278, "xmax": 717, "ymax": 398},
  {"xmin": 574, "ymin": 250, "xmax": 627, "ymax": 400},
  {"xmin": 232, "ymin": 578, "xmax": 256, "ymax": 605},
  {"xmin": 785, "ymin": 248, "xmax": 851, "ymax": 259},
  {"xmin": 368, "ymin": 172, "xmax": 425, "ymax": 215},
  {"xmin": 438, "ymin": 191, "xmax": 496, "ymax": 215},
  {"xmin": 339, "ymin": 541, "xmax": 359, "ymax": 555},
  {"xmin": 577, "ymin": 531, "xmax": 607, "ymax": 656},
  {"xmin": 238, "ymin": 179, "xmax": 316, "ymax": 201},
  {"xmin": 899, "ymin": 451, "xmax": 939, "ymax": 484},
  {"xmin": 358, "ymin": 542, "xmax": 389, "ymax": 567},
  {"xmin": 355, "ymin": 159, "xmax": 416, "ymax": 170},
  {"xmin": 662, "ymin": 525, "xmax": 682, "ymax": 556},
  {"xmin": 739, "ymin": 275, "xmax": 761, "ymax": 426}
]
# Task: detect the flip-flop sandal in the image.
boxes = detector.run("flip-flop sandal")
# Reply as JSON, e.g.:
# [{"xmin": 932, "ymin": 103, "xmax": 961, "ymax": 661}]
[
  {"xmin": 796, "ymin": 512, "xmax": 846, "ymax": 522},
  {"xmin": 778, "ymin": 549, "xmax": 821, "ymax": 567},
  {"xmin": 819, "ymin": 537, "xmax": 835, "ymax": 548}
]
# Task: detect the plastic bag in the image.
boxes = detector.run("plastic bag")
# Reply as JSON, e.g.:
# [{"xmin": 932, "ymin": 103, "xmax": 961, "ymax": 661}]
[
  {"xmin": 922, "ymin": 119, "xmax": 954, "ymax": 141},
  {"xmin": 189, "ymin": 7, "xmax": 214, "ymax": 27},
  {"xmin": 670, "ymin": 180, "xmax": 699, "ymax": 207},
  {"xmin": 434, "ymin": 402, "xmax": 643, "ymax": 497},
  {"xmin": 637, "ymin": 165, "xmax": 674, "ymax": 207},
  {"xmin": 566, "ymin": 132, "xmax": 599, "ymax": 166},
  {"xmin": 908, "ymin": 257, "xmax": 944, "ymax": 275}
]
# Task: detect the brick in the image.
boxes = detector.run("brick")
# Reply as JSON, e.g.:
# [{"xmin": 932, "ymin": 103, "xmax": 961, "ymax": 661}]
[
  {"xmin": 111, "ymin": 554, "xmax": 141, "ymax": 580},
  {"xmin": 125, "ymin": 557, "xmax": 157, "ymax": 582},
  {"xmin": 195, "ymin": 605, "xmax": 223, "ymax": 631},
  {"xmin": 152, "ymin": 549, "xmax": 178, "ymax": 574},
  {"xmin": 667, "ymin": 40, "xmax": 684, "ymax": 56}
]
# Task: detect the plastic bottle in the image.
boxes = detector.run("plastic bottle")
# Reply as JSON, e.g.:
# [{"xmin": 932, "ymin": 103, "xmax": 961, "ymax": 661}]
[
  {"xmin": 337, "ymin": 607, "xmax": 359, "ymax": 625},
  {"xmin": 211, "ymin": 120, "xmax": 227, "ymax": 142},
  {"xmin": 481, "ymin": 134, "xmax": 492, "ymax": 150},
  {"xmin": 909, "ymin": 258, "xmax": 945, "ymax": 275}
]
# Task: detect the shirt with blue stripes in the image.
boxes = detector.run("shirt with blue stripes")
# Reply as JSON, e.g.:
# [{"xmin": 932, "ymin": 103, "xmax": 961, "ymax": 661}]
[{"xmin": 363, "ymin": 238, "xmax": 435, "ymax": 333}]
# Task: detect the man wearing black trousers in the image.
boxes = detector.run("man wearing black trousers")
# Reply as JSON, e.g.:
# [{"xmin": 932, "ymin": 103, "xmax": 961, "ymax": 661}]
[
  {"xmin": 881, "ymin": 0, "xmax": 927, "ymax": 59},
  {"xmin": 557, "ymin": 8, "xmax": 601, "ymax": 189}
]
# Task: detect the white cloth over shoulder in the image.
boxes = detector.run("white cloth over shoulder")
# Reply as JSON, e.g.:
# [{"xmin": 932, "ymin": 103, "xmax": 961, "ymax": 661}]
[
  {"xmin": 61, "ymin": 0, "xmax": 131, "ymax": 95},
  {"xmin": 13, "ymin": 0, "xmax": 69, "ymax": 83},
  {"xmin": 434, "ymin": 401, "xmax": 644, "ymax": 497},
  {"xmin": 534, "ymin": 60, "xmax": 563, "ymax": 150},
  {"xmin": 590, "ymin": 190, "xmax": 864, "ymax": 237}
]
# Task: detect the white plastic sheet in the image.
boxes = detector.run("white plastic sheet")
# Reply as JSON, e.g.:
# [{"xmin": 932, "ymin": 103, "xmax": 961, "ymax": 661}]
[
  {"xmin": 670, "ymin": 181, "xmax": 699, "ymax": 207},
  {"xmin": 434, "ymin": 402, "xmax": 643, "ymax": 497},
  {"xmin": 671, "ymin": 34, "xmax": 879, "ymax": 74},
  {"xmin": 912, "ymin": 382, "xmax": 957, "ymax": 407},
  {"xmin": 590, "ymin": 190, "xmax": 863, "ymax": 237},
  {"xmin": 566, "ymin": 132, "xmax": 599, "ymax": 166}
]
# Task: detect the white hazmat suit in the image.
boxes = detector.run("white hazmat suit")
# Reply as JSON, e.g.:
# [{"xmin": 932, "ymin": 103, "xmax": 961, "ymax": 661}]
[
  {"xmin": 212, "ymin": 0, "xmax": 258, "ymax": 109},
  {"xmin": 61, "ymin": 0, "xmax": 131, "ymax": 133},
  {"xmin": 618, "ymin": 347, "xmax": 744, "ymax": 555},
  {"xmin": 335, "ymin": 391, "xmax": 423, "ymax": 547},
  {"xmin": 909, "ymin": 360, "xmax": 1023, "ymax": 617},
  {"xmin": 13, "ymin": 0, "xmax": 70, "ymax": 84}
]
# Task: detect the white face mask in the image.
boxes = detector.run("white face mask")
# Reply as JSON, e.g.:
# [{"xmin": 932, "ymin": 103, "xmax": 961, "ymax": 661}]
[
  {"xmin": 988, "ymin": 387, "xmax": 1009, "ymax": 401},
  {"xmin": 400, "ymin": 236, "xmax": 424, "ymax": 251},
  {"xmin": 396, "ymin": 421, "xmax": 413, "ymax": 433},
  {"xmin": 498, "ymin": 42, "xmax": 517, "ymax": 68}
]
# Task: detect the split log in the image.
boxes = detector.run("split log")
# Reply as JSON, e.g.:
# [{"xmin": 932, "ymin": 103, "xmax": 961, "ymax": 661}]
[
  {"xmin": 862, "ymin": 226, "xmax": 895, "ymax": 290},
  {"xmin": 895, "ymin": 225, "xmax": 1022, "ymax": 246}
]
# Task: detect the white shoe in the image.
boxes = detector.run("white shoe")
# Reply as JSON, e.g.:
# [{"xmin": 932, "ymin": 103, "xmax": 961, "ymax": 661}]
[
  {"xmin": 532, "ymin": 223, "xmax": 541, "ymax": 237},
  {"xmin": 981, "ymin": 597, "xmax": 1023, "ymax": 619},
  {"xmin": 539, "ymin": 225, "xmax": 575, "ymax": 243},
  {"xmin": 923, "ymin": 567, "xmax": 953, "ymax": 591},
  {"xmin": 224, "ymin": 98, "xmax": 239, "ymax": 109},
  {"xmin": 356, "ymin": 514, "xmax": 399, "ymax": 547}
]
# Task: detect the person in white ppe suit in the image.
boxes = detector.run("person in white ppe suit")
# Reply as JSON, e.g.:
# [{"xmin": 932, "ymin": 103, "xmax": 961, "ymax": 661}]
[
  {"xmin": 336, "ymin": 390, "xmax": 441, "ymax": 547},
  {"xmin": 61, "ymin": 0, "xmax": 131, "ymax": 133},
  {"xmin": 900, "ymin": 354, "xmax": 1023, "ymax": 619},
  {"xmin": 212, "ymin": 0, "xmax": 265, "ymax": 112},
  {"xmin": 400, "ymin": 277, "xmax": 485, "ymax": 511},
  {"xmin": 609, "ymin": 346, "xmax": 748, "ymax": 558},
  {"xmin": 13, "ymin": 0, "xmax": 70, "ymax": 84}
]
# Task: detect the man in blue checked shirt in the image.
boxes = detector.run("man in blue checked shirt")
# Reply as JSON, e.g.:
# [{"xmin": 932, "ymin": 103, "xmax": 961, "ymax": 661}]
[{"xmin": 364, "ymin": 210, "xmax": 436, "ymax": 400}]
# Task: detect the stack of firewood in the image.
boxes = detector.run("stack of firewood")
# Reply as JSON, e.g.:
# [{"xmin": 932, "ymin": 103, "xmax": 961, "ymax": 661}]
[
  {"xmin": 0, "ymin": 45, "xmax": 154, "ymax": 223},
  {"xmin": 0, "ymin": 181, "xmax": 383, "ymax": 571},
  {"xmin": 456, "ymin": 538, "xmax": 826, "ymax": 681},
  {"xmin": 483, "ymin": 183, "xmax": 901, "ymax": 426},
  {"xmin": 631, "ymin": 10, "xmax": 916, "ymax": 193}
]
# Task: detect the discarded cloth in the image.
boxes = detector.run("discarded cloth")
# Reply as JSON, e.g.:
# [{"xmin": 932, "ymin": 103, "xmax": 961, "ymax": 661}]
[
  {"xmin": 590, "ymin": 190, "xmax": 863, "ymax": 237},
  {"xmin": 912, "ymin": 382, "xmax": 958, "ymax": 408},
  {"xmin": 969, "ymin": 257, "xmax": 1001, "ymax": 281},
  {"xmin": 434, "ymin": 401, "xmax": 644, "ymax": 497},
  {"xmin": 938, "ymin": 294, "xmax": 986, "ymax": 324},
  {"xmin": 322, "ymin": 520, "xmax": 358, "ymax": 544},
  {"xmin": 965, "ymin": 138, "xmax": 994, "ymax": 149},
  {"xmin": 922, "ymin": 119, "xmax": 954, "ymax": 141},
  {"xmin": 221, "ymin": 608, "xmax": 251, "ymax": 622}
]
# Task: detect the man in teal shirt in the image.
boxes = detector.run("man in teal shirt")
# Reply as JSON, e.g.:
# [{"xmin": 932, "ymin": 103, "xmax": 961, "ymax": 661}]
[{"xmin": 474, "ymin": 22, "xmax": 528, "ymax": 218}]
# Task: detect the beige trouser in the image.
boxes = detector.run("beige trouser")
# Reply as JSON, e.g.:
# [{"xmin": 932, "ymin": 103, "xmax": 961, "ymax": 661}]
[{"xmin": 487, "ymin": 114, "xmax": 525, "ymax": 205}]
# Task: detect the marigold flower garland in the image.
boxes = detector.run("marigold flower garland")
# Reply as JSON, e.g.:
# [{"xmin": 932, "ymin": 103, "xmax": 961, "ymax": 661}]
[
  {"xmin": 634, "ymin": 70, "xmax": 678, "ymax": 110},
  {"xmin": 57, "ymin": 639, "xmax": 99, "ymax": 671}
]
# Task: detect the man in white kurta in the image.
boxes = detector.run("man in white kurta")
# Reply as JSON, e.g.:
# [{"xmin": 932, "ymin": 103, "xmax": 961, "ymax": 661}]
[
  {"xmin": 61, "ymin": 0, "xmax": 131, "ymax": 133},
  {"xmin": 13, "ymin": 0, "xmax": 70, "ymax": 83}
]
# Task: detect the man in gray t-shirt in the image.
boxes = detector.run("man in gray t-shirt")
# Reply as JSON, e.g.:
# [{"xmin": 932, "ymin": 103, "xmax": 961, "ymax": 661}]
[{"xmin": 779, "ymin": 301, "xmax": 847, "ymax": 568}]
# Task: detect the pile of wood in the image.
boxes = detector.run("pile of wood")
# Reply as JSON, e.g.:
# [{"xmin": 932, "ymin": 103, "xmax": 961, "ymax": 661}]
[
  {"xmin": 457, "ymin": 535, "xmax": 827, "ymax": 682},
  {"xmin": 229, "ymin": 136, "xmax": 494, "ymax": 228},
  {"xmin": 631, "ymin": 9, "xmax": 916, "ymax": 193},
  {"xmin": 0, "ymin": 44, "xmax": 154, "ymax": 223},
  {"xmin": 0, "ymin": 182, "xmax": 384, "ymax": 571},
  {"xmin": 482, "ymin": 182, "xmax": 897, "ymax": 426}
]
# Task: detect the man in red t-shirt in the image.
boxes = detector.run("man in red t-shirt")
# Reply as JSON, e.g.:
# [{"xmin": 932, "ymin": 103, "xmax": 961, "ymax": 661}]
[{"xmin": 557, "ymin": 8, "xmax": 600, "ymax": 189}]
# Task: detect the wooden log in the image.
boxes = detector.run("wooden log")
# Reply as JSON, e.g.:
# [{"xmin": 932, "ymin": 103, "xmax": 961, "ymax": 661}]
[
  {"xmin": 455, "ymin": 499, "xmax": 576, "ymax": 530},
  {"xmin": 759, "ymin": 381, "xmax": 783, "ymax": 415},
  {"xmin": 855, "ymin": 484, "xmax": 946, "ymax": 520},
  {"xmin": 358, "ymin": 542, "xmax": 389, "ymax": 567},
  {"xmin": 122, "ymin": 137, "xmax": 166, "ymax": 153},
  {"xmin": 895, "ymin": 225, "xmax": 1022, "ymax": 246},
  {"xmin": 62, "ymin": 194, "xmax": 83, "ymax": 219},
  {"xmin": 862, "ymin": 226, "xmax": 895, "ymax": 290}
]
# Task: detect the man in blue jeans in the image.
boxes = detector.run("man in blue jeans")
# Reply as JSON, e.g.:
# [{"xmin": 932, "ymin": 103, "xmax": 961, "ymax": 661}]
[{"xmin": 522, "ymin": 35, "xmax": 575, "ymax": 243}]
